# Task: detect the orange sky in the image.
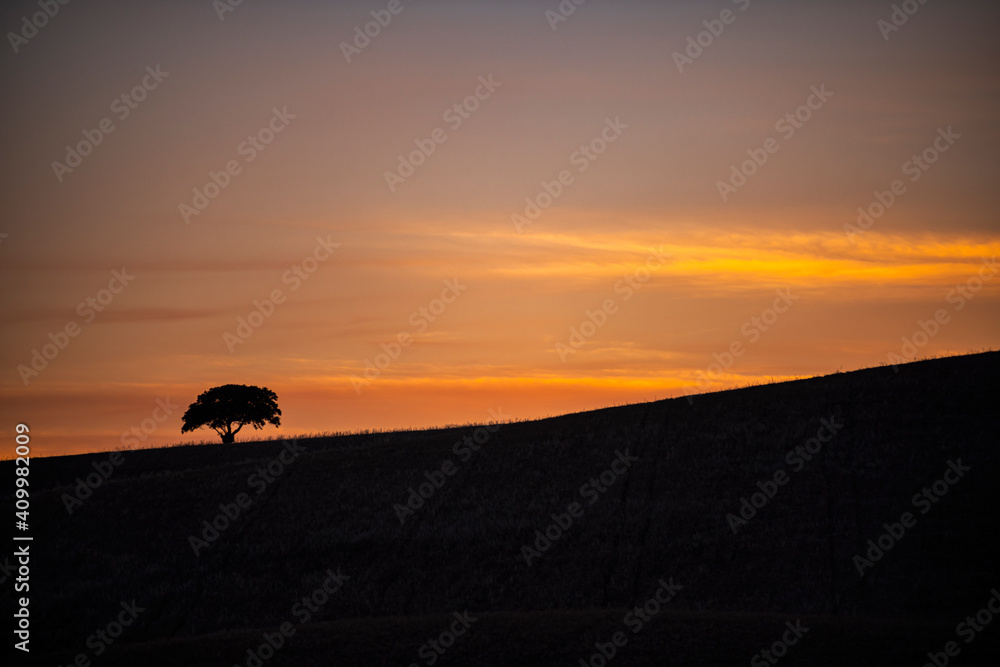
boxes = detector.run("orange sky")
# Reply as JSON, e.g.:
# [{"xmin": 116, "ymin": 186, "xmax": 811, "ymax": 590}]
[{"xmin": 1, "ymin": 0, "xmax": 998, "ymax": 457}]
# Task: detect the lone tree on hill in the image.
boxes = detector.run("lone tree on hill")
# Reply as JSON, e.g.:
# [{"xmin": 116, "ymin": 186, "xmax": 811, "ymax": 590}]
[{"xmin": 181, "ymin": 384, "xmax": 281, "ymax": 444}]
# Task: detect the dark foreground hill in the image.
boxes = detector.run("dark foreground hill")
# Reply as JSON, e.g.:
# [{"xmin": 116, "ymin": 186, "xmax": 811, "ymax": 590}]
[{"xmin": 5, "ymin": 352, "xmax": 1000, "ymax": 666}]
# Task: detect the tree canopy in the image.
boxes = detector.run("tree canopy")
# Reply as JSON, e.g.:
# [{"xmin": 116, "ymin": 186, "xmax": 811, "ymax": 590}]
[{"xmin": 181, "ymin": 384, "xmax": 281, "ymax": 444}]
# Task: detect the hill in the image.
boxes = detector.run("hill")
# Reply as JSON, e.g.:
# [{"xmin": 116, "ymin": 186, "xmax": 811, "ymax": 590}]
[{"xmin": 5, "ymin": 352, "xmax": 1000, "ymax": 666}]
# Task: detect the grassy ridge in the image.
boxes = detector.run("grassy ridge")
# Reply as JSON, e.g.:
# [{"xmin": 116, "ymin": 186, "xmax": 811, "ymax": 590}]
[{"xmin": 6, "ymin": 352, "xmax": 1000, "ymax": 665}]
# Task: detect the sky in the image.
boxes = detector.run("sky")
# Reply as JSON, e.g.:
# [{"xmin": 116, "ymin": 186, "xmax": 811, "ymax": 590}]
[{"xmin": 1, "ymin": 0, "xmax": 998, "ymax": 457}]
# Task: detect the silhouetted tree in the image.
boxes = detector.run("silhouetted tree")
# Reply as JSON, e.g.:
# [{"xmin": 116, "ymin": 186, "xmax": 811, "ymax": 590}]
[{"xmin": 181, "ymin": 384, "xmax": 281, "ymax": 444}]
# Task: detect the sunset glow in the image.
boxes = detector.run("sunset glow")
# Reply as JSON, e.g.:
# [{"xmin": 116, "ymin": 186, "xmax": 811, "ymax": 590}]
[{"xmin": 2, "ymin": 0, "xmax": 997, "ymax": 456}]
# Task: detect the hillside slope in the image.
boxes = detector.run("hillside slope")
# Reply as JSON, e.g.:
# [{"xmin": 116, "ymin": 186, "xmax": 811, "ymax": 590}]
[{"xmin": 6, "ymin": 352, "xmax": 1000, "ymax": 666}]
